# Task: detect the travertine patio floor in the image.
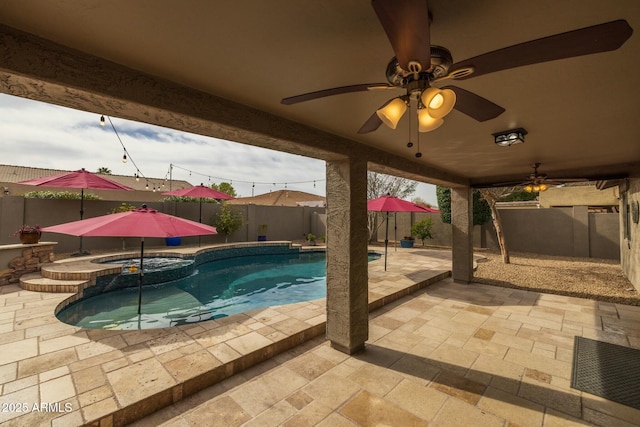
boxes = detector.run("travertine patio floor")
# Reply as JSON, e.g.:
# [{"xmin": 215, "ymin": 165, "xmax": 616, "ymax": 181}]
[
  {"xmin": 2, "ymin": 245, "xmax": 640, "ymax": 426},
  {"xmin": 132, "ymin": 256, "xmax": 640, "ymax": 426},
  {"xmin": 0, "ymin": 245, "xmax": 454, "ymax": 426}
]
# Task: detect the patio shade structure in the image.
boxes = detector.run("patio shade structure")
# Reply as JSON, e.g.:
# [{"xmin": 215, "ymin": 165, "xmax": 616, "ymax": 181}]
[
  {"xmin": 163, "ymin": 183, "xmax": 234, "ymax": 245},
  {"xmin": 42, "ymin": 205, "xmax": 218, "ymax": 316},
  {"xmin": 368, "ymin": 194, "xmax": 440, "ymax": 271},
  {"xmin": 18, "ymin": 168, "xmax": 134, "ymax": 255}
]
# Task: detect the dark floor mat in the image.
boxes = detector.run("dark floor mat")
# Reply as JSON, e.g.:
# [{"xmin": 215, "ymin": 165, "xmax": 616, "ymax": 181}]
[{"xmin": 571, "ymin": 336, "xmax": 640, "ymax": 410}]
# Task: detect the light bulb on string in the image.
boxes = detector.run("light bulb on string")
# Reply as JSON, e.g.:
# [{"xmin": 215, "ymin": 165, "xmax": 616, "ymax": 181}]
[
  {"xmin": 145, "ymin": 182, "xmax": 149, "ymax": 190},
  {"xmin": 135, "ymin": 173, "xmax": 140, "ymax": 182},
  {"xmin": 122, "ymin": 153, "xmax": 127, "ymax": 163},
  {"xmin": 100, "ymin": 115, "xmax": 105, "ymax": 126}
]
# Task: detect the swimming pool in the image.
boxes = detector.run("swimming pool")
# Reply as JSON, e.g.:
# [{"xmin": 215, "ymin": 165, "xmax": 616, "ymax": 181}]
[{"xmin": 57, "ymin": 251, "xmax": 381, "ymax": 330}]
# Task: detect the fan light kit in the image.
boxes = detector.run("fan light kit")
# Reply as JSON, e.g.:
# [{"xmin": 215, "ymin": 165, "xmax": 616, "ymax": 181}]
[
  {"xmin": 376, "ymin": 86, "xmax": 456, "ymax": 132},
  {"xmin": 524, "ymin": 182, "xmax": 548, "ymax": 193},
  {"xmin": 493, "ymin": 128, "xmax": 527, "ymax": 147}
]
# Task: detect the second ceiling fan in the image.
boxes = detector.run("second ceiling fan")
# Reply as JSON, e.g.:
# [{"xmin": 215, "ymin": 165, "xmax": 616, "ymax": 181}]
[{"xmin": 281, "ymin": 0, "xmax": 632, "ymax": 134}]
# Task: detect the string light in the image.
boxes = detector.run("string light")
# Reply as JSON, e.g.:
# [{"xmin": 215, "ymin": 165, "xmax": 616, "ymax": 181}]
[
  {"xmin": 169, "ymin": 164, "xmax": 324, "ymax": 191},
  {"xmin": 99, "ymin": 116, "xmax": 326, "ymax": 194},
  {"xmin": 101, "ymin": 114, "xmax": 160, "ymax": 191}
]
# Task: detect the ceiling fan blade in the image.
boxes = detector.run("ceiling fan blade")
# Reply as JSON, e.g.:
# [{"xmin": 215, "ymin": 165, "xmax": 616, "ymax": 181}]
[
  {"xmin": 450, "ymin": 20, "xmax": 633, "ymax": 80},
  {"xmin": 475, "ymin": 181, "xmax": 527, "ymax": 188},
  {"xmin": 358, "ymin": 111, "xmax": 384, "ymax": 134},
  {"xmin": 545, "ymin": 179, "xmax": 589, "ymax": 184},
  {"xmin": 372, "ymin": 0, "xmax": 431, "ymax": 72},
  {"xmin": 442, "ymin": 85, "xmax": 505, "ymax": 122},
  {"xmin": 281, "ymin": 83, "xmax": 394, "ymax": 105}
]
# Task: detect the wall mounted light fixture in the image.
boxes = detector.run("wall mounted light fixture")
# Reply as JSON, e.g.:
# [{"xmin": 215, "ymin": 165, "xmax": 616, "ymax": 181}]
[{"xmin": 493, "ymin": 128, "xmax": 527, "ymax": 147}]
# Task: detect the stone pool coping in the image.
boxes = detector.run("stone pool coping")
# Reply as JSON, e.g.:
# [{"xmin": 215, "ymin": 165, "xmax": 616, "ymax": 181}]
[{"xmin": 0, "ymin": 244, "xmax": 463, "ymax": 426}]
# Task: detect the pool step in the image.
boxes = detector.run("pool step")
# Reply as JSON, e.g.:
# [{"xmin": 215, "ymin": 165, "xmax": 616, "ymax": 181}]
[
  {"xmin": 19, "ymin": 261, "xmax": 123, "ymax": 293},
  {"xmin": 19, "ymin": 272, "xmax": 89, "ymax": 293},
  {"xmin": 40, "ymin": 260, "xmax": 122, "ymax": 281}
]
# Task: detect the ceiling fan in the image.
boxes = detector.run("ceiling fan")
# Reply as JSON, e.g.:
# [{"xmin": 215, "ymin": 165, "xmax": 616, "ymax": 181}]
[
  {"xmin": 498, "ymin": 163, "xmax": 588, "ymax": 192},
  {"xmin": 281, "ymin": 0, "xmax": 632, "ymax": 134}
]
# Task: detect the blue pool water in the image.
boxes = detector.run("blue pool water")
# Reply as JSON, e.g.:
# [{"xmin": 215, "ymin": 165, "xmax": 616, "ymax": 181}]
[{"xmin": 57, "ymin": 251, "xmax": 380, "ymax": 330}]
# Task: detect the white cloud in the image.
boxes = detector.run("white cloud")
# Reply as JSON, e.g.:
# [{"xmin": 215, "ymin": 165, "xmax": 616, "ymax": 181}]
[{"xmin": 0, "ymin": 93, "xmax": 438, "ymax": 204}]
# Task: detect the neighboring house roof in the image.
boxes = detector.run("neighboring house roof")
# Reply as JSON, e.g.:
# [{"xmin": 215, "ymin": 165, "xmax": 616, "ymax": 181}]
[
  {"xmin": 0, "ymin": 164, "xmax": 192, "ymax": 192},
  {"xmin": 227, "ymin": 189, "xmax": 325, "ymax": 207}
]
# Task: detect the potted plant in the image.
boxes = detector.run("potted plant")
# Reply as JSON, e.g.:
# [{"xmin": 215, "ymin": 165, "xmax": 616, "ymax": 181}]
[
  {"xmin": 307, "ymin": 233, "xmax": 316, "ymax": 246},
  {"xmin": 257, "ymin": 224, "xmax": 268, "ymax": 241},
  {"xmin": 400, "ymin": 235, "xmax": 414, "ymax": 248},
  {"xmin": 14, "ymin": 225, "xmax": 42, "ymax": 244}
]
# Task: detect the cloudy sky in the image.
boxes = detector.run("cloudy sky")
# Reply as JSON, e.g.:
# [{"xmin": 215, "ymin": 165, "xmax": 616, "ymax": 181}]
[{"xmin": 0, "ymin": 93, "xmax": 438, "ymax": 205}]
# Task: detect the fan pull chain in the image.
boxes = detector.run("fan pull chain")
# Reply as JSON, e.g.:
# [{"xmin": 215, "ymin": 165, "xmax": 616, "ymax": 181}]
[
  {"xmin": 406, "ymin": 102, "xmax": 413, "ymax": 148},
  {"xmin": 416, "ymin": 127, "xmax": 422, "ymax": 158}
]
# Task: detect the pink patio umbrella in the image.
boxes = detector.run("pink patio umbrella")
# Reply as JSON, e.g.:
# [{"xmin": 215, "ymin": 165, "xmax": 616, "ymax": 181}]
[
  {"xmin": 163, "ymin": 183, "xmax": 234, "ymax": 222},
  {"xmin": 368, "ymin": 194, "xmax": 440, "ymax": 271},
  {"xmin": 163, "ymin": 183, "xmax": 234, "ymax": 245},
  {"xmin": 19, "ymin": 168, "xmax": 134, "ymax": 255},
  {"xmin": 42, "ymin": 205, "xmax": 218, "ymax": 314}
]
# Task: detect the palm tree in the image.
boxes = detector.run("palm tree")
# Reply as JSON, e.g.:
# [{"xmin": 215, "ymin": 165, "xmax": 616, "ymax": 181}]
[{"xmin": 97, "ymin": 167, "xmax": 112, "ymax": 175}]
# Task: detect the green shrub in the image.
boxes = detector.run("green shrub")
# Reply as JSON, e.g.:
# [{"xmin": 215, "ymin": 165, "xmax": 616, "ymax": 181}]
[
  {"xmin": 411, "ymin": 217, "xmax": 434, "ymax": 246},
  {"xmin": 161, "ymin": 196, "xmax": 218, "ymax": 203},
  {"xmin": 23, "ymin": 190, "xmax": 101, "ymax": 200},
  {"xmin": 212, "ymin": 204, "xmax": 243, "ymax": 242},
  {"xmin": 109, "ymin": 202, "xmax": 137, "ymax": 214}
]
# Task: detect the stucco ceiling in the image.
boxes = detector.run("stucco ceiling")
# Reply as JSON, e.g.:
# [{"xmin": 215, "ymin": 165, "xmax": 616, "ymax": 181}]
[{"xmin": 1, "ymin": 0, "xmax": 639, "ymax": 187}]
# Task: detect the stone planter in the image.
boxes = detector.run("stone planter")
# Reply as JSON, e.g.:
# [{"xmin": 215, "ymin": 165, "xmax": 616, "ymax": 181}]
[{"xmin": 19, "ymin": 232, "xmax": 41, "ymax": 244}]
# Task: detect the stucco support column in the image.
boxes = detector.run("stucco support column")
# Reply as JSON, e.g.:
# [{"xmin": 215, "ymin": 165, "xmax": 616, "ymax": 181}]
[
  {"xmin": 451, "ymin": 187, "xmax": 474, "ymax": 283},
  {"xmin": 325, "ymin": 157, "xmax": 369, "ymax": 354}
]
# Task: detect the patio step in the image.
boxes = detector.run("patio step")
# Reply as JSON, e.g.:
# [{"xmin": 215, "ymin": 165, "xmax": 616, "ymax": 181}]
[{"xmin": 19, "ymin": 272, "xmax": 89, "ymax": 293}]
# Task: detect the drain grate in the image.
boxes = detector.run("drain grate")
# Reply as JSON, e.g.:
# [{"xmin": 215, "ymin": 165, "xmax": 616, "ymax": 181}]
[{"xmin": 571, "ymin": 336, "xmax": 640, "ymax": 410}]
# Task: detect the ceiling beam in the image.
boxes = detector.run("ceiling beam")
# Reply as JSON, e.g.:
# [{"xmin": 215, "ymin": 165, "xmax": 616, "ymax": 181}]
[{"xmin": 0, "ymin": 24, "xmax": 467, "ymax": 188}]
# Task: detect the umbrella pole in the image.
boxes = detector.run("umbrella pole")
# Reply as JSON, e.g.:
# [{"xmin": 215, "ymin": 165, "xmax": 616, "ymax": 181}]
[
  {"xmin": 198, "ymin": 198, "xmax": 203, "ymax": 247},
  {"xmin": 394, "ymin": 212, "xmax": 397, "ymax": 252},
  {"xmin": 137, "ymin": 237, "xmax": 144, "ymax": 315},
  {"xmin": 79, "ymin": 188, "xmax": 85, "ymax": 254},
  {"xmin": 384, "ymin": 211, "xmax": 389, "ymax": 271}
]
